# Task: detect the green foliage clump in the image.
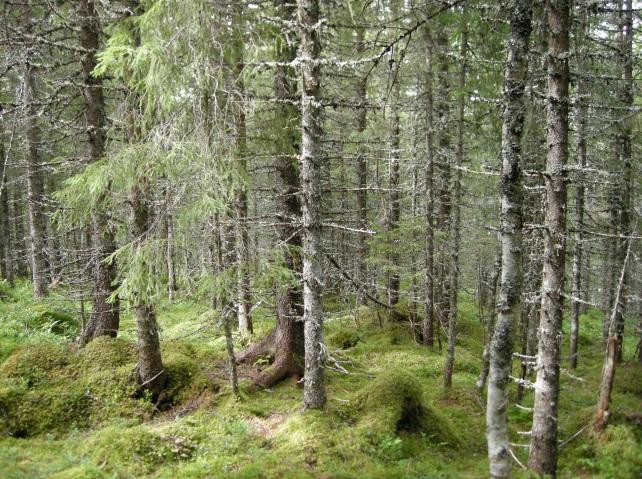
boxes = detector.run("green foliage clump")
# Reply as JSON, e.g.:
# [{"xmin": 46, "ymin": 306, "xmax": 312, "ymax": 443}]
[
  {"xmin": 573, "ymin": 425, "xmax": 642, "ymax": 478},
  {"xmin": 28, "ymin": 310, "xmax": 79, "ymax": 338},
  {"xmin": 328, "ymin": 329, "xmax": 360, "ymax": 350},
  {"xmin": 85, "ymin": 425, "xmax": 196, "ymax": 476},
  {"xmin": 353, "ymin": 370, "xmax": 461, "ymax": 448}
]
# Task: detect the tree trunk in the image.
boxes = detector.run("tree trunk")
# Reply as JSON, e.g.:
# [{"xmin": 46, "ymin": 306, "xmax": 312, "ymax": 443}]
[
  {"xmin": 22, "ymin": 4, "xmax": 48, "ymax": 298},
  {"xmin": 299, "ymin": 0, "xmax": 326, "ymax": 410},
  {"xmin": 355, "ymin": 20, "xmax": 369, "ymax": 306},
  {"xmin": 486, "ymin": 3, "xmax": 532, "ymax": 475},
  {"xmin": 166, "ymin": 215, "xmax": 177, "ymax": 300},
  {"xmin": 231, "ymin": 5, "xmax": 252, "ymax": 335},
  {"xmin": 528, "ymin": 1, "xmax": 570, "ymax": 475},
  {"xmin": 386, "ymin": 59, "xmax": 401, "ymax": 309},
  {"xmin": 0, "ymin": 141, "xmax": 13, "ymax": 285},
  {"xmin": 443, "ymin": 11, "xmax": 467, "ymax": 389},
  {"xmin": 477, "ymin": 249, "xmax": 500, "ymax": 391},
  {"xmin": 77, "ymin": 0, "xmax": 120, "ymax": 346},
  {"xmin": 238, "ymin": 0, "xmax": 305, "ymax": 388},
  {"xmin": 422, "ymin": 27, "xmax": 435, "ymax": 349}
]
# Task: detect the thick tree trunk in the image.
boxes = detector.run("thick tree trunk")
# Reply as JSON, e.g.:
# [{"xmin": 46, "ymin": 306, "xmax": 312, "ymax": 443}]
[
  {"xmin": 422, "ymin": 27, "xmax": 435, "ymax": 348},
  {"xmin": 443, "ymin": 13, "xmax": 467, "ymax": 389},
  {"xmin": 299, "ymin": 0, "xmax": 326, "ymax": 410},
  {"xmin": 477, "ymin": 250, "xmax": 500, "ymax": 391},
  {"xmin": 239, "ymin": 0, "xmax": 305, "ymax": 388},
  {"xmin": 528, "ymin": 1, "xmax": 570, "ymax": 475},
  {"xmin": 486, "ymin": 1, "xmax": 532, "ymax": 476},
  {"xmin": 22, "ymin": 5, "xmax": 48, "ymax": 298},
  {"xmin": 131, "ymin": 184, "xmax": 167, "ymax": 399},
  {"xmin": 77, "ymin": 0, "xmax": 120, "ymax": 345}
]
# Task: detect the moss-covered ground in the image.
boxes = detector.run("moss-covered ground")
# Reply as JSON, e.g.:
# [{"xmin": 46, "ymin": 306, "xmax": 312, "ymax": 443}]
[{"xmin": 0, "ymin": 279, "xmax": 640, "ymax": 478}]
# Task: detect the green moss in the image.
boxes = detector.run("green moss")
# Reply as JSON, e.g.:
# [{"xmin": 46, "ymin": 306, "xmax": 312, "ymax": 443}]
[
  {"xmin": 328, "ymin": 329, "xmax": 361, "ymax": 350},
  {"xmin": 49, "ymin": 464, "xmax": 107, "ymax": 479},
  {"xmin": 0, "ymin": 382, "xmax": 91, "ymax": 436},
  {"xmin": 29, "ymin": 310, "xmax": 79, "ymax": 338},
  {"xmin": 78, "ymin": 336, "xmax": 137, "ymax": 371},
  {"xmin": 0, "ymin": 343, "xmax": 71, "ymax": 386},
  {"xmin": 353, "ymin": 370, "xmax": 462, "ymax": 448},
  {"xmin": 85, "ymin": 425, "xmax": 196, "ymax": 475}
]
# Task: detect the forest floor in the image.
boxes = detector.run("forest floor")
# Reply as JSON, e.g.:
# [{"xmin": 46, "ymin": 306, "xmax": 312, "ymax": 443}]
[{"xmin": 0, "ymin": 279, "xmax": 641, "ymax": 478}]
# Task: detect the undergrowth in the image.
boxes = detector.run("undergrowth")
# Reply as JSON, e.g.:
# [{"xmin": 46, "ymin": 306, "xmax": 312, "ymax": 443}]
[{"xmin": 0, "ymin": 282, "xmax": 640, "ymax": 478}]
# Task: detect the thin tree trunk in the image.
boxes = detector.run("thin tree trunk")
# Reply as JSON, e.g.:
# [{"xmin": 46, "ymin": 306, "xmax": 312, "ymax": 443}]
[
  {"xmin": 231, "ymin": 5, "xmax": 252, "ymax": 335},
  {"xmin": 477, "ymin": 249, "xmax": 500, "ymax": 391},
  {"xmin": 528, "ymin": 1, "xmax": 570, "ymax": 475},
  {"xmin": 22, "ymin": 4, "xmax": 48, "ymax": 298},
  {"xmin": 443, "ymin": 11, "xmax": 467, "ymax": 389},
  {"xmin": 595, "ymin": 233, "xmax": 633, "ymax": 432},
  {"xmin": 355, "ymin": 19, "xmax": 369, "ymax": 306},
  {"xmin": 486, "ymin": 2, "xmax": 532, "ymax": 476},
  {"xmin": 0, "ymin": 141, "xmax": 13, "ymax": 285},
  {"xmin": 614, "ymin": 0, "xmax": 633, "ymax": 363},
  {"xmin": 299, "ymin": 0, "xmax": 326, "ymax": 410},
  {"xmin": 386, "ymin": 59, "xmax": 401, "ymax": 309},
  {"xmin": 166, "ymin": 215, "xmax": 176, "ymax": 300},
  {"xmin": 422, "ymin": 27, "xmax": 435, "ymax": 349}
]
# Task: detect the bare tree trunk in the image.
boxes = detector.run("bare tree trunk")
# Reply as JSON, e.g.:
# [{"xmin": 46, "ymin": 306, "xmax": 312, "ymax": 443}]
[
  {"xmin": 166, "ymin": 215, "xmax": 177, "ymax": 300},
  {"xmin": 422, "ymin": 27, "xmax": 435, "ymax": 349},
  {"xmin": 0, "ymin": 141, "xmax": 13, "ymax": 285},
  {"xmin": 386, "ymin": 61, "xmax": 401, "ymax": 309},
  {"xmin": 21, "ymin": 4, "xmax": 48, "ymax": 298},
  {"xmin": 231, "ymin": 5, "xmax": 252, "ymax": 335},
  {"xmin": 77, "ymin": 0, "xmax": 120, "ymax": 345},
  {"xmin": 595, "ymin": 233, "xmax": 633, "ymax": 432},
  {"xmin": 443, "ymin": 11, "xmax": 467, "ymax": 389},
  {"xmin": 355, "ymin": 20, "xmax": 369, "ymax": 305},
  {"xmin": 299, "ymin": 0, "xmax": 326, "ymax": 410},
  {"xmin": 528, "ymin": 1, "xmax": 570, "ymax": 475},
  {"xmin": 569, "ymin": 83, "xmax": 586, "ymax": 369},
  {"xmin": 477, "ymin": 249, "xmax": 500, "ymax": 391},
  {"xmin": 486, "ymin": 4, "xmax": 532, "ymax": 475}
]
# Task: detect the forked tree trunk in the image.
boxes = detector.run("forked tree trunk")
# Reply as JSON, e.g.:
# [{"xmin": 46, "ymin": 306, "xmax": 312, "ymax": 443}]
[
  {"xmin": 486, "ymin": 1, "xmax": 532, "ymax": 476},
  {"xmin": 237, "ymin": 0, "xmax": 305, "ymax": 389},
  {"xmin": 299, "ymin": 0, "xmax": 326, "ymax": 410},
  {"xmin": 528, "ymin": 0, "xmax": 570, "ymax": 475}
]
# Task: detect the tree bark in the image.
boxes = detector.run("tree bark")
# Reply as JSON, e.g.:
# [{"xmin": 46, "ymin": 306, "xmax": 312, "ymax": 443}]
[
  {"xmin": 238, "ymin": 0, "xmax": 306, "ymax": 388},
  {"xmin": 22, "ymin": 4, "xmax": 48, "ymax": 298},
  {"xmin": 231, "ymin": 5, "xmax": 252, "ymax": 335},
  {"xmin": 422, "ymin": 27, "xmax": 435, "ymax": 349},
  {"xmin": 78, "ymin": 0, "xmax": 120, "ymax": 346},
  {"xmin": 443, "ymin": 10, "xmax": 467, "ymax": 389},
  {"xmin": 486, "ymin": 1, "xmax": 532, "ymax": 476},
  {"xmin": 299, "ymin": 0, "xmax": 326, "ymax": 410},
  {"xmin": 528, "ymin": 0, "xmax": 570, "ymax": 475}
]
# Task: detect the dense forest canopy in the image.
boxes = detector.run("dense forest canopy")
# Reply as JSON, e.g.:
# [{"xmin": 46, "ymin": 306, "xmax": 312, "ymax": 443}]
[{"xmin": 0, "ymin": 0, "xmax": 641, "ymax": 477}]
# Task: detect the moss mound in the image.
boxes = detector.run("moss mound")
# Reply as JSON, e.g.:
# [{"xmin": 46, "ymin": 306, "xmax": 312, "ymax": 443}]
[
  {"xmin": 85, "ymin": 425, "xmax": 196, "ymax": 476},
  {"xmin": 328, "ymin": 329, "xmax": 360, "ymax": 350},
  {"xmin": 0, "ymin": 338, "xmax": 212, "ymax": 437},
  {"xmin": 353, "ymin": 370, "xmax": 461, "ymax": 448},
  {"xmin": 0, "ymin": 343, "xmax": 71, "ymax": 386}
]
